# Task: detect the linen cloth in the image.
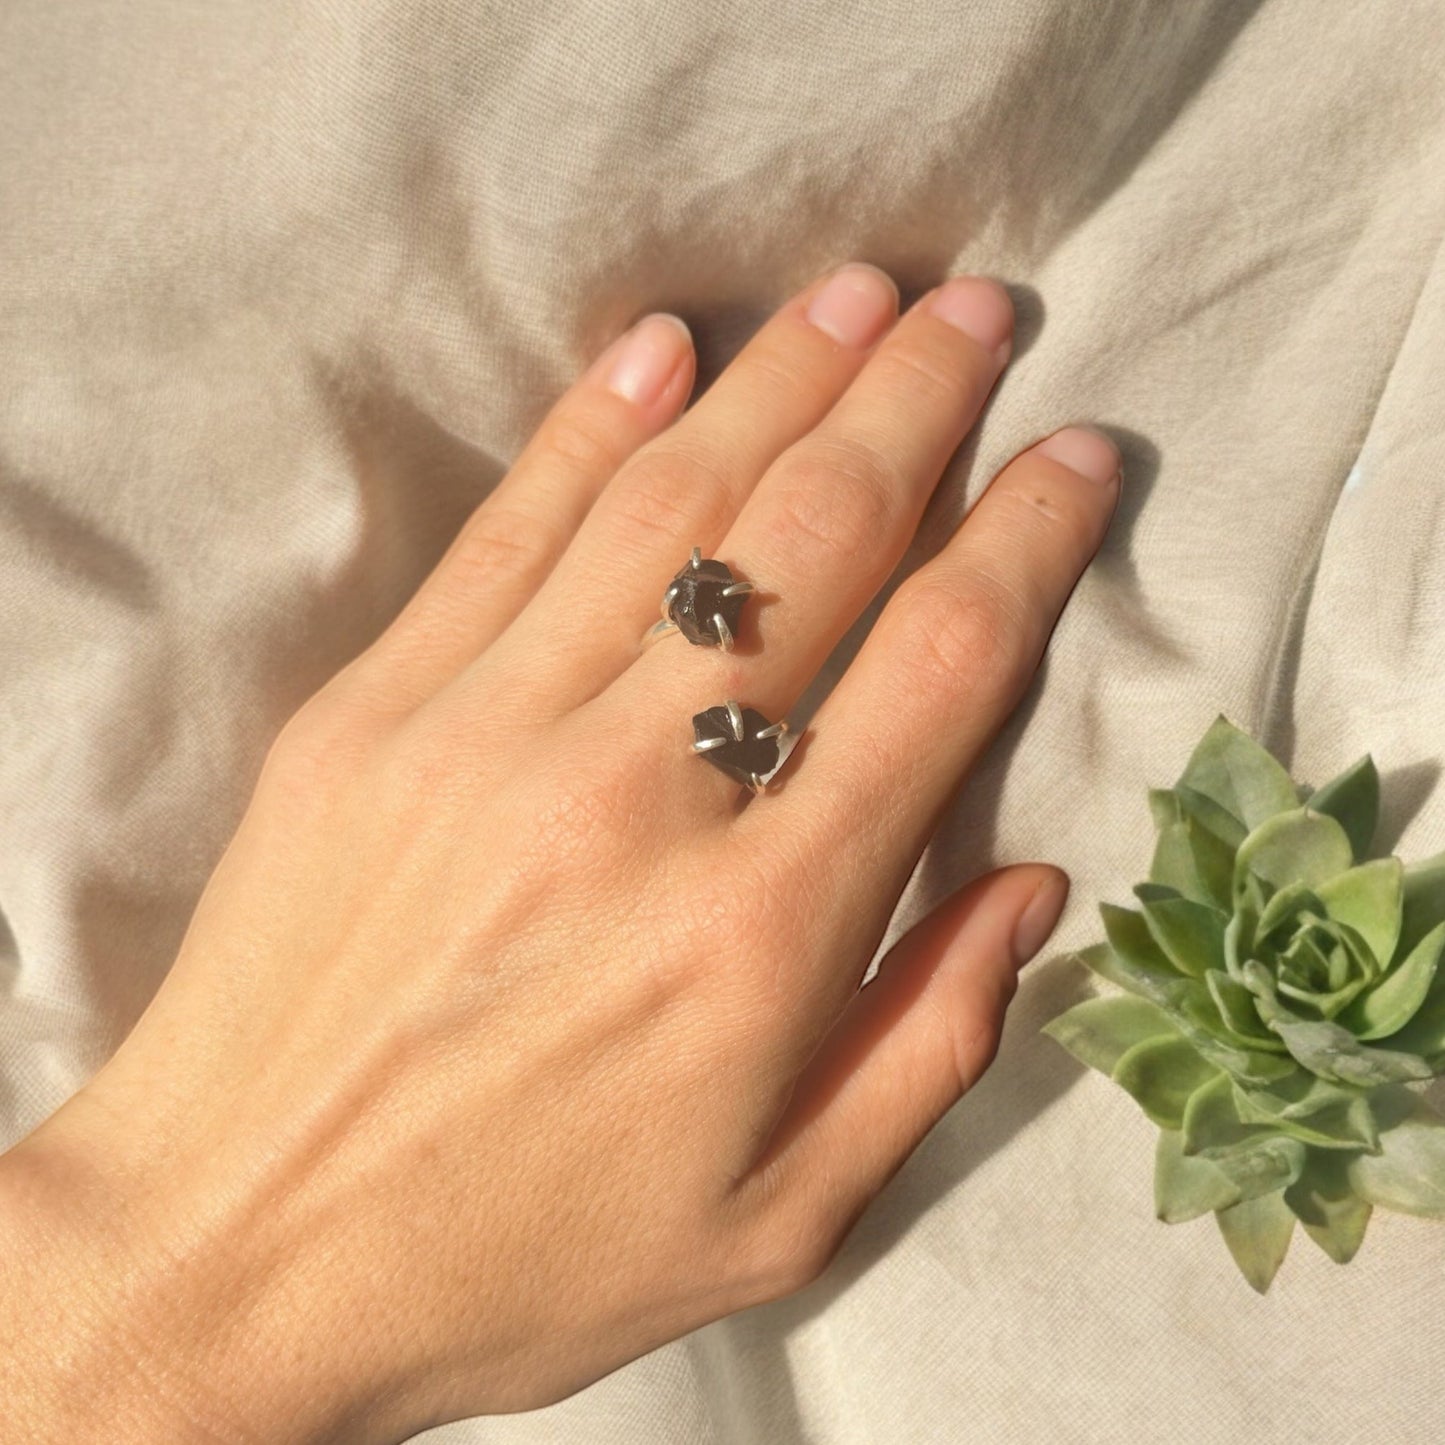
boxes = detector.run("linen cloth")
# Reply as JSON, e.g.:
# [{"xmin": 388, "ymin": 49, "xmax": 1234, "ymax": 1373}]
[{"xmin": 3, "ymin": 1, "xmax": 1444, "ymax": 1440}]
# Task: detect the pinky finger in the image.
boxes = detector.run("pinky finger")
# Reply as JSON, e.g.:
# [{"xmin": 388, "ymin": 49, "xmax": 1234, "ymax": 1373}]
[{"xmin": 734, "ymin": 864, "xmax": 1068, "ymax": 1274}]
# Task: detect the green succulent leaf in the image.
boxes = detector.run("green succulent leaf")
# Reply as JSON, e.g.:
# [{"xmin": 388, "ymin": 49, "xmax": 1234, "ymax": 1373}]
[
  {"xmin": 1210, "ymin": 1141, "xmax": 1308, "ymax": 1202},
  {"xmin": 1173, "ymin": 996, "xmax": 1299, "ymax": 1083},
  {"xmin": 1149, "ymin": 820, "xmax": 1197, "ymax": 901},
  {"xmin": 1186, "ymin": 818, "xmax": 1238, "ymax": 913},
  {"xmin": 1242, "ymin": 963, "xmax": 1434, "ymax": 1086},
  {"xmin": 1133, "ymin": 884, "xmax": 1227, "ymax": 978},
  {"xmin": 1112, "ymin": 1036, "xmax": 1221, "ymax": 1129},
  {"xmin": 1098, "ymin": 903, "xmax": 1175, "ymax": 972},
  {"xmin": 1157, "ymin": 1075, "xmax": 1305, "ymax": 1203},
  {"xmin": 1215, "ymin": 1188, "xmax": 1296, "ymax": 1294},
  {"xmin": 1067, "ymin": 949, "xmax": 1294, "ymax": 1086},
  {"xmin": 1283, "ymin": 1150, "xmax": 1372, "ymax": 1264},
  {"xmin": 1223, "ymin": 905, "xmax": 1257, "ymax": 980},
  {"xmin": 1234, "ymin": 807, "xmax": 1355, "ymax": 900},
  {"xmin": 1336, "ymin": 919, "xmax": 1445, "ymax": 1042},
  {"xmin": 1300, "ymin": 754, "xmax": 1379, "ymax": 863},
  {"xmin": 1231, "ymin": 1072, "xmax": 1379, "ymax": 1151},
  {"xmin": 1149, "ymin": 818, "xmax": 1235, "ymax": 911},
  {"xmin": 1313, "ymin": 858, "xmax": 1403, "ymax": 972},
  {"xmin": 1276, "ymin": 969, "xmax": 1369, "ymax": 1022},
  {"xmin": 1381, "ymin": 941, "xmax": 1445, "ymax": 1068},
  {"xmin": 1171, "ymin": 783, "xmax": 1250, "ymax": 851},
  {"xmin": 1149, "ymin": 787, "xmax": 1242, "ymax": 910},
  {"xmin": 1176, "ymin": 714, "xmax": 1301, "ymax": 833},
  {"xmin": 1204, "ymin": 970, "xmax": 1289, "ymax": 1051},
  {"xmin": 1148, "ymin": 787, "xmax": 1182, "ymax": 832},
  {"xmin": 1154, "ymin": 1128, "xmax": 1243, "ymax": 1222},
  {"xmin": 1040, "ymin": 994, "xmax": 1179, "ymax": 1076},
  {"xmin": 1181, "ymin": 1073, "xmax": 1309, "ymax": 1195},
  {"xmin": 1255, "ymin": 881, "xmax": 1327, "ymax": 941},
  {"xmin": 1075, "ymin": 943, "xmax": 1177, "ymax": 1012},
  {"xmin": 1346, "ymin": 1095, "xmax": 1445, "ymax": 1219},
  {"xmin": 1180, "ymin": 1071, "xmax": 1265, "ymax": 1156},
  {"xmin": 1398, "ymin": 848, "xmax": 1445, "ymax": 961}
]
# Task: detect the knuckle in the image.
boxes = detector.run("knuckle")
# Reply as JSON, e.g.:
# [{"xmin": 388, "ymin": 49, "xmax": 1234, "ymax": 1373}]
[
  {"xmin": 606, "ymin": 442, "xmax": 728, "ymax": 546},
  {"xmin": 770, "ymin": 438, "xmax": 896, "ymax": 561},
  {"xmin": 733, "ymin": 1209, "xmax": 838, "ymax": 1305},
  {"xmin": 728, "ymin": 1137, "xmax": 868, "ymax": 1306},
  {"xmin": 542, "ymin": 405, "xmax": 624, "ymax": 477},
  {"xmin": 360, "ymin": 720, "xmax": 458, "ymax": 819},
  {"xmin": 259, "ymin": 693, "xmax": 369, "ymax": 802},
  {"xmin": 504, "ymin": 738, "xmax": 651, "ymax": 884},
  {"xmin": 889, "ymin": 575, "xmax": 1033, "ymax": 696},
  {"xmin": 735, "ymin": 347, "xmax": 813, "ymax": 414},
  {"xmin": 449, "ymin": 505, "xmax": 555, "ymax": 589},
  {"xmin": 874, "ymin": 336, "xmax": 969, "ymax": 405},
  {"xmin": 671, "ymin": 856, "xmax": 778, "ymax": 980}
]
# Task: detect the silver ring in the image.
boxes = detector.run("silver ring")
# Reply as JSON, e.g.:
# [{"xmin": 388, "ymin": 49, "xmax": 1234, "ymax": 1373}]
[
  {"xmin": 692, "ymin": 699, "xmax": 791, "ymax": 794},
  {"xmin": 643, "ymin": 547, "xmax": 755, "ymax": 652}
]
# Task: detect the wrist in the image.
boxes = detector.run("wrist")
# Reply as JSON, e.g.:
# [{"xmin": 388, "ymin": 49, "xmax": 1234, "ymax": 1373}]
[
  {"xmin": 0, "ymin": 1094, "xmax": 378, "ymax": 1445},
  {"xmin": 0, "ymin": 1111, "xmax": 245, "ymax": 1442}
]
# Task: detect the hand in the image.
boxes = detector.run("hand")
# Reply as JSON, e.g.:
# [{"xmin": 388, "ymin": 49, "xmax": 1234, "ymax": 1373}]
[{"xmin": 0, "ymin": 262, "xmax": 1120, "ymax": 1443}]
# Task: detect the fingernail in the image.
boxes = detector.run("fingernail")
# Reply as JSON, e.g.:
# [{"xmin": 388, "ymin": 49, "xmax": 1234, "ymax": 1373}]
[
  {"xmin": 804, "ymin": 263, "xmax": 898, "ymax": 349},
  {"xmin": 1035, "ymin": 426, "xmax": 1121, "ymax": 487},
  {"xmin": 1011, "ymin": 871, "xmax": 1069, "ymax": 969},
  {"xmin": 605, "ymin": 313, "xmax": 692, "ymax": 406},
  {"xmin": 927, "ymin": 275, "xmax": 1014, "ymax": 362}
]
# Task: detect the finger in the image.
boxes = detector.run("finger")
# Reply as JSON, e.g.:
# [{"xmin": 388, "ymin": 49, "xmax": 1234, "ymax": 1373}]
[
  {"xmin": 734, "ymin": 866, "xmax": 1068, "ymax": 1259},
  {"xmin": 765, "ymin": 426, "xmax": 1121, "ymax": 874},
  {"xmin": 481, "ymin": 263, "xmax": 901, "ymax": 712},
  {"xmin": 336, "ymin": 313, "xmax": 695, "ymax": 718},
  {"xmin": 640, "ymin": 275, "xmax": 1014, "ymax": 723}
]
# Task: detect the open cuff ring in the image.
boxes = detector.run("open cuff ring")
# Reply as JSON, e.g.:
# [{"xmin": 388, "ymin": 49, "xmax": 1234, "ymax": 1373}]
[
  {"xmin": 692, "ymin": 700, "xmax": 790, "ymax": 794},
  {"xmin": 642, "ymin": 547, "xmax": 755, "ymax": 651}
]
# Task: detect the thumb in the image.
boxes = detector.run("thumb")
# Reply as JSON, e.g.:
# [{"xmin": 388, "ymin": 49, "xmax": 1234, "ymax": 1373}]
[{"xmin": 740, "ymin": 864, "xmax": 1069, "ymax": 1243}]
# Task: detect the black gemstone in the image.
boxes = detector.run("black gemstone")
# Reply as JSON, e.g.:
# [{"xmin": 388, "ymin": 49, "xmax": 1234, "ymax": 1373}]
[
  {"xmin": 665, "ymin": 557, "xmax": 747, "ymax": 646},
  {"xmin": 693, "ymin": 705, "xmax": 783, "ymax": 789}
]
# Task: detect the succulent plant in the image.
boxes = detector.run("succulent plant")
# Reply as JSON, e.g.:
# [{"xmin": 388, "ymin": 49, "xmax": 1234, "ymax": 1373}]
[{"xmin": 1042, "ymin": 715, "xmax": 1445, "ymax": 1291}]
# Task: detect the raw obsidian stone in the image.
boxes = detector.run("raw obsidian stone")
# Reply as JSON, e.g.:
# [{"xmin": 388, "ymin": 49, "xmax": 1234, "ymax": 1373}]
[
  {"xmin": 664, "ymin": 556, "xmax": 748, "ymax": 647},
  {"xmin": 693, "ymin": 704, "xmax": 783, "ymax": 789}
]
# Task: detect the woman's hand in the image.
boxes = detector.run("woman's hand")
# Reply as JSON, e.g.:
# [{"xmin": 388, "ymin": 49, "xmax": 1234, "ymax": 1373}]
[{"xmin": 0, "ymin": 262, "xmax": 1120, "ymax": 1443}]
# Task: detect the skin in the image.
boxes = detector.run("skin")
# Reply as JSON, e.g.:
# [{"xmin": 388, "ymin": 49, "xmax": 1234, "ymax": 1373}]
[{"xmin": 0, "ymin": 262, "xmax": 1120, "ymax": 1443}]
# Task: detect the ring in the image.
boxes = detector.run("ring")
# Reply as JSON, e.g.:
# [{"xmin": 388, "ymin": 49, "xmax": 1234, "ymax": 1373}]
[
  {"xmin": 692, "ymin": 699, "xmax": 790, "ymax": 794},
  {"xmin": 643, "ymin": 547, "xmax": 755, "ymax": 651}
]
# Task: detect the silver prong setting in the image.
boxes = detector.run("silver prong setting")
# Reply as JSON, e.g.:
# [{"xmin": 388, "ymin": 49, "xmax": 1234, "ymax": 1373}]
[
  {"xmin": 643, "ymin": 618, "xmax": 679, "ymax": 649},
  {"xmin": 647, "ymin": 550, "xmax": 756, "ymax": 649},
  {"xmin": 692, "ymin": 701, "xmax": 793, "ymax": 796}
]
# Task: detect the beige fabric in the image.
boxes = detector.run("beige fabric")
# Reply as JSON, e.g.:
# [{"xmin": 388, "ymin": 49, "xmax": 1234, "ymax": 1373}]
[{"xmin": 3, "ymin": 2, "xmax": 1444, "ymax": 1440}]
